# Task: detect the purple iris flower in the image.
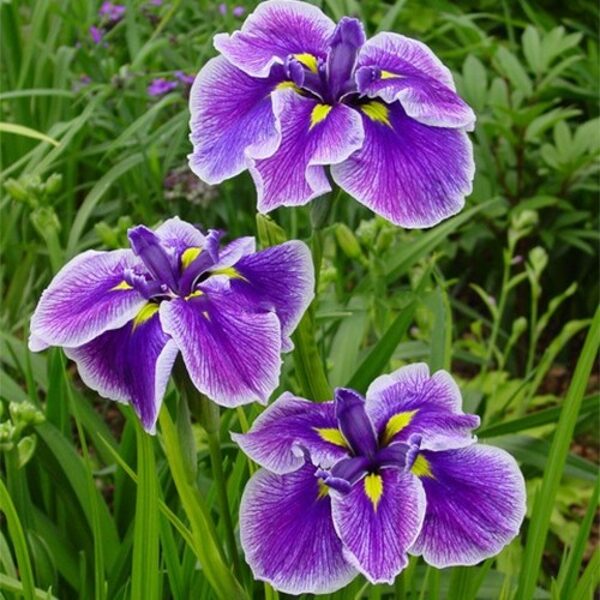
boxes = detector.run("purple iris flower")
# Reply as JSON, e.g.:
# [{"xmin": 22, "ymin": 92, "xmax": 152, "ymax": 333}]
[
  {"xmin": 148, "ymin": 78, "xmax": 178, "ymax": 96},
  {"xmin": 29, "ymin": 218, "xmax": 314, "ymax": 433},
  {"xmin": 188, "ymin": 0, "xmax": 475, "ymax": 228},
  {"xmin": 234, "ymin": 364, "xmax": 525, "ymax": 593},
  {"xmin": 99, "ymin": 2, "xmax": 126, "ymax": 23}
]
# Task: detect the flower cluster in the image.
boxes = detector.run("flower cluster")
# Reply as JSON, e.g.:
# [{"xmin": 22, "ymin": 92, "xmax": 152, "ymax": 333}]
[
  {"xmin": 29, "ymin": 218, "xmax": 313, "ymax": 432},
  {"xmin": 188, "ymin": 0, "xmax": 475, "ymax": 228},
  {"xmin": 234, "ymin": 364, "xmax": 526, "ymax": 593},
  {"xmin": 89, "ymin": 2, "xmax": 126, "ymax": 45}
]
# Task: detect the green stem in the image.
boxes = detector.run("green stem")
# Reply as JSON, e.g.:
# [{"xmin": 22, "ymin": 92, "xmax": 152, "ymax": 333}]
[
  {"xmin": 187, "ymin": 391, "xmax": 242, "ymax": 580},
  {"xmin": 480, "ymin": 247, "xmax": 512, "ymax": 380},
  {"xmin": 206, "ymin": 422, "xmax": 243, "ymax": 580}
]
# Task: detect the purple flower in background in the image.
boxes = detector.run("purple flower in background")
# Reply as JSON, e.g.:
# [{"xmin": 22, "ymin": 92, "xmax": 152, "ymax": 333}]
[
  {"xmin": 99, "ymin": 1, "xmax": 126, "ymax": 23},
  {"xmin": 89, "ymin": 26, "xmax": 104, "ymax": 44},
  {"xmin": 219, "ymin": 3, "xmax": 227, "ymax": 15},
  {"xmin": 188, "ymin": 0, "xmax": 475, "ymax": 228},
  {"xmin": 235, "ymin": 364, "xmax": 525, "ymax": 593},
  {"xmin": 29, "ymin": 218, "xmax": 314, "ymax": 433},
  {"xmin": 232, "ymin": 5, "xmax": 246, "ymax": 17},
  {"xmin": 148, "ymin": 78, "xmax": 178, "ymax": 96},
  {"xmin": 175, "ymin": 71, "xmax": 196, "ymax": 86}
]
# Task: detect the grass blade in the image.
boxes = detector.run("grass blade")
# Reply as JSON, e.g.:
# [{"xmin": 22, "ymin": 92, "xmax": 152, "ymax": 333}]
[
  {"xmin": 0, "ymin": 478, "xmax": 36, "ymax": 600},
  {"xmin": 0, "ymin": 122, "xmax": 59, "ymax": 146},
  {"xmin": 516, "ymin": 306, "xmax": 600, "ymax": 599}
]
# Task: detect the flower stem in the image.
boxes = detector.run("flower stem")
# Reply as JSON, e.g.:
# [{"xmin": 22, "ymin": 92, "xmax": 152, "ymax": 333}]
[{"xmin": 190, "ymin": 393, "xmax": 243, "ymax": 580}]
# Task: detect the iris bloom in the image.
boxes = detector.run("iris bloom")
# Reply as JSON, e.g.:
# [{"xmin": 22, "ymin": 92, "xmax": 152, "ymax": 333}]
[
  {"xmin": 29, "ymin": 218, "xmax": 313, "ymax": 433},
  {"xmin": 189, "ymin": 0, "xmax": 475, "ymax": 228},
  {"xmin": 235, "ymin": 364, "xmax": 525, "ymax": 594}
]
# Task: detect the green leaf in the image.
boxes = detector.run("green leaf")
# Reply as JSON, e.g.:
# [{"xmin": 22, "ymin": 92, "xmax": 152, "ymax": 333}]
[
  {"xmin": 0, "ymin": 478, "xmax": 36, "ymax": 600},
  {"xmin": 0, "ymin": 122, "xmax": 59, "ymax": 146},
  {"xmin": 516, "ymin": 307, "xmax": 599, "ymax": 599},
  {"xmin": 495, "ymin": 46, "xmax": 533, "ymax": 96}
]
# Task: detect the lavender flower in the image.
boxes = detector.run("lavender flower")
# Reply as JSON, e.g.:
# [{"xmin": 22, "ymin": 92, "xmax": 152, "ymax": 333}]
[
  {"xmin": 99, "ymin": 1, "xmax": 126, "ymax": 23},
  {"xmin": 89, "ymin": 26, "xmax": 104, "ymax": 44},
  {"xmin": 234, "ymin": 364, "xmax": 526, "ymax": 593},
  {"xmin": 232, "ymin": 6, "xmax": 245, "ymax": 17},
  {"xmin": 175, "ymin": 70, "xmax": 196, "ymax": 86},
  {"xmin": 29, "ymin": 218, "xmax": 314, "ymax": 433},
  {"xmin": 188, "ymin": 0, "xmax": 475, "ymax": 228},
  {"xmin": 219, "ymin": 3, "xmax": 227, "ymax": 15},
  {"xmin": 148, "ymin": 78, "xmax": 178, "ymax": 96}
]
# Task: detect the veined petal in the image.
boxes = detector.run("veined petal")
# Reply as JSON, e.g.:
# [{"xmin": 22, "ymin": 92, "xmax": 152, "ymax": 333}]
[
  {"xmin": 240, "ymin": 464, "xmax": 357, "ymax": 595},
  {"xmin": 64, "ymin": 309, "xmax": 178, "ymax": 434},
  {"xmin": 330, "ymin": 468, "xmax": 426, "ymax": 584},
  {"xmin": 251, "ymin": 88, "xmax": 365, "ymax": 213},
  {"xmin": 159, "ymin": 285, "xmax": 282, "ymax": 407},
  {"xmin": 366, "ymin": 363, "xmax": 479, "ymax": 451},
  {"xmin": 188, "ymin": 56, "xmax": 282, "ymax": 185},
  {"xmin": 212, "ymin": 236, "xmax": 256, "ymax": 270},
  {"xmin": 356, "ymin": 33, "xmax": 475, "ymax": 130},
  {"xmin": 29, "ymin": 250, "xmax": 146, "ymax": 349},
  {"xmin": 231, "ymin": 241, "xmax": 314, "ymax": 351},
  {"xmin": 357, "ymin": 32, "xmax": 456, "ymax": 91},
  {"xmin": 154, "ymin": 217, "xmax": 206, "ymax": 253},
  {"xmin": 409, "ymin": 445, "xmax": 526, "ymax": 568},
  {"xmin": 232, "ymin": 392, "xmax": 349, "ymax": 474},
  {"xmin": 213, "ymin": 0, "xmax": 335, "ymax": 78},
  {"xmin": 331, "ymin": 102, "xmax": 474, "ymax": 228}
]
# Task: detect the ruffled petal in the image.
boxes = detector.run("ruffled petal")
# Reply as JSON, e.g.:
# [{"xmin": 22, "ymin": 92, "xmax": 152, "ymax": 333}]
[
  {"xmin": 356, "ymin": 32, "xmax": 475, "ymax": 130},
  {"xmin": 213, "ymin": 0, "xmax": 335, "ymax": 78},
  {"xmin": 231, "ymin": 240, "xmax": 314, "ymax": 351},
  {"xmin": 251, "ymin": 88, "xmax": 364, "ymax": 212},
  {"xmin": 188, "ymin": 56, "xmax": 282, "ymax": 185},
  {"xmin": 366, "ymin": 363, "xmax": 479, "ymax": 451},
  {"xmin": 64, "ymin": 307, "xmax": 178, "ymax": 433},
  {"xmin": 240, "ymin": 464, "xmax": 357, "ymax": 594},
  {"xmin": 331, "ymin": 102, "xmax": 474, "ymax": 228},
  {"xmin": 159, "ymin": 284, "xmax": 282, "ymax": 407},
  {"xmin": 29, "ymin": 250, "xmax": 146, "ymax": 349},
  {"xmin": 154, "ymin": 217, "xmax": 206, "ymax": 253},
  {"xmin": 409, "ymin": 445, "xmax": 526, "ymax": 567},
  {"xmin": 330, "ymin": 468, "xmax": 426, "ymax": 584},
  {"xmin": 233, "ymin": 392, "xmax": 349, "ymax": 474}
]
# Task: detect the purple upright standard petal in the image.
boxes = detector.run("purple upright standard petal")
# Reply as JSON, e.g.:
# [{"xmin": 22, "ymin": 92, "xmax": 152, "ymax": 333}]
[
  {"xmin": 214, "ymin": 0, "xmax": 335, "ymax": 78},
  {"xmin": 232, "ymin": 392, "xmax": 349, "ymax": 474},
  {"xmin": 29, "ymin": 250, "xmax": 146, "ymax": 349},
  {"xmin": 250, "ymin": 87, "xmax": 364, "ymax": 212},
  {"xmin": 331, "ymin": 101, "xmax": 474, "ymax": 228},
  {"xmin": 65, "ymin": 307, "xmax": 178, "ymax": 433},
  {"xmin": 330, "ymin": 467, "xmax": 426, "ymax": 584},
  {"xmin": 355, "ymin": 32, "xmax": 475, "ymax": 130},
  {"xmin": 366, "ymin": 363, "xmax": 480, "ymax": 451},
  {"xmin": 188, "ymin": 56, "xmax": 282, "ymax": 185},
  {"xmin": 240, "ymin": 464, "xmax": 357, "ymax": 594},
  {"xmin": 409, "ymin": 445, "xmax": 526, "ymax": 567}
]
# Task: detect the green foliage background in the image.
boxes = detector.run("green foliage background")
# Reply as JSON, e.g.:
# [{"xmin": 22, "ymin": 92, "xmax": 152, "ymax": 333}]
[{"xmin": 0, "ymin": 0, "xmax": 598, "ymax": 598}]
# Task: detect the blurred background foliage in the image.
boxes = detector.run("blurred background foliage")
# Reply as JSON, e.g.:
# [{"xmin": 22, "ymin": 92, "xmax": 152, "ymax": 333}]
[{"xmin": 0, "ymin": 0, "xmax": 598, "ymax": 599}]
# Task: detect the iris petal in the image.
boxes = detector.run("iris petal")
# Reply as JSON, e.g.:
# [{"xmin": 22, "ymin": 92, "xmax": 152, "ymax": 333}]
[
  {"xmin": 409, "ymin": 445, "xmax": 526, "ymax": 567},
  {"xmin": 240, "ymin": 464, "xmax": 357, "ymax": 595}
]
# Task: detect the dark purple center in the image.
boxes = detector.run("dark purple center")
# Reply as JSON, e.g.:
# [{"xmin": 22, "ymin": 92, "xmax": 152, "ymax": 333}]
[{"xmin": 317, "ymin": 387, "xmax": 420, "ymax": 494}]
